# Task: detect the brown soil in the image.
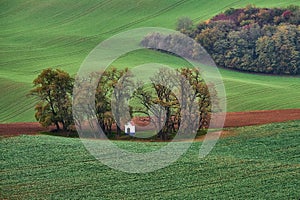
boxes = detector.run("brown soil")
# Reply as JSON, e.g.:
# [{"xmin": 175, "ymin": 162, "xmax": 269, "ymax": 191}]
[
  {"xmin": 1, "ymin": 109, "xmax": 300, "ymax": 137},
  {"xmin": 223, "ymin": 109, "xmax": 300, "ymax": 127},
  {"xmin": 0, "ymin": 122, "xmax": 50, "ymax": 137}
]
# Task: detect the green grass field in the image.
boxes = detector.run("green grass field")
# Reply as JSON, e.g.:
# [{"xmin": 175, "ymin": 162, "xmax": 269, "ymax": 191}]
[
  {"xmin": 1, "ymin": 120, "xmax": 299, "ymax": 199},
  {"xmin": 1, "ymin": 0, "xmax": 300, "ymax": 123},
  {"xmin": 1, "ymin": 1, "xmax": 300, "ymax": 199}
]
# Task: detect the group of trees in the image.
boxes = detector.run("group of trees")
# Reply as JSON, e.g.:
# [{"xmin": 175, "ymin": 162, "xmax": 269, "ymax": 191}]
[
  {"xmin": 193, "ymin": 5, "xmax": 300, "ymax": 75},
  {"xmin": 133, "ymin": 67, "xmax": 214, "ymax": 140},
  {"xmin": 141, "ymin": 32, "xmax": 205, "ymax": 61},
  {"xmin": 143, "ymin": 5, "xmax": 300, "ymax": 75},
  {"xmin": 71, "ymin": 68, "xmax": 134, "ymax": 137},
  {"xmin": 31, "ymin": 67, "xmax": 214, "ymax": 140}
]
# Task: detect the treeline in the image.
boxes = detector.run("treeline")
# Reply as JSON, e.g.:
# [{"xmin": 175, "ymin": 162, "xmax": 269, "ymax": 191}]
[
  {"xmin": 31, "ymin": 67, "xmax": 215, "ymax": 140},
  {"xmin": 141, "ymin": 32, "xmax": 206, "ymax": 61},
  {"xmin": 142, "ymin": 5, "xmax": 300, "ymax": 75}
]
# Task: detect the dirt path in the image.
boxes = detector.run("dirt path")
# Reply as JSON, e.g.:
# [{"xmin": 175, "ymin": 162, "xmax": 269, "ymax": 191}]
[{"xmin": 1, "ymin": 109, "xmax": 300, "ymax": 137}]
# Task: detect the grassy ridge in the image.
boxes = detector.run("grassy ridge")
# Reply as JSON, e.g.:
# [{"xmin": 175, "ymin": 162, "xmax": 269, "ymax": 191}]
[
  {"xmin": 1, "ymin": 120, "xmax": 299, "ymax": 199},
  {"xmin": 113, "ymin": 50, "xmax": 300, "ymax": 112},
  {"xmin": 1, "ymin": 0, "xmax": 300, "ymax": 122}
]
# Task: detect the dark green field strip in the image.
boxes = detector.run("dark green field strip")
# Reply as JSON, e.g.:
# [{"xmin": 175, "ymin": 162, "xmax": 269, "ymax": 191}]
[
  {"xmin": 1, "ymin": 155, "xmax": 299, "ymax": 199},
  {"xmin": 1, "ymin": 157, "xmax": 299, "ymax": 199},
  {"xmin": 1, "ymin": 121, "xmax": 300, "ymax": 199}
]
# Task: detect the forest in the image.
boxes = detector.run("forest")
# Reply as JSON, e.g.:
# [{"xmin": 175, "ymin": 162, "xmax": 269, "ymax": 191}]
[{"xmin": 142, "ymin": 5, "xmax": 300, "ymax": 75}]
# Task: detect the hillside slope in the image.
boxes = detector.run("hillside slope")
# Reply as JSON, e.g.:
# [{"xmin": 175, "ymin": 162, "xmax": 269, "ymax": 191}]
[{"xmin": 1, "ymin": 0, "xmax": 300, "ymax": 122}]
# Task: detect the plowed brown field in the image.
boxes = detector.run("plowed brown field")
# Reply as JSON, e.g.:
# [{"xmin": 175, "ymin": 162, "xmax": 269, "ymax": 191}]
[{"xmin": 1, "ymin": 109, "xmax": 300, "ymax": 137}]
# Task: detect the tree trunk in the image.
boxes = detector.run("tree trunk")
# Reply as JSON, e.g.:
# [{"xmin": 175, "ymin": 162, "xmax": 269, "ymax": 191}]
[
  {"xmin": 116, "ymin": 125, "xmax": 121, "ymax": 138},
  {"xmin": 108, "ymin": 125, "xmax": 112, "ymax": 136},
  {"xmin": 162, "ymin": 131, "xmax": 167, "ymax": 141},
  {"xmin": 62, "ymin": 121, "xmax": 67, "ymax": 131},
  {"xmin": 100, "ymin": 121, "xmax": 105, "ymax": 134},
  {"xmin": 55, "ymin": 122, "xmax": 60, "ymax": 130},
  {"xmin": 158, "ymin": 130, "xmax": 162, "ymax": 140}
]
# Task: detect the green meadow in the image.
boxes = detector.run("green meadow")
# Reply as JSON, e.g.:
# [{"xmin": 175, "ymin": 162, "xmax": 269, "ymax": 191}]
[
  {"xmin": 1, "ymin": 0, "xmax": 300, "ymax": 123},
  {"xmin": 1, "ymin": 120, "xmax": 299, "ymax": 199}
]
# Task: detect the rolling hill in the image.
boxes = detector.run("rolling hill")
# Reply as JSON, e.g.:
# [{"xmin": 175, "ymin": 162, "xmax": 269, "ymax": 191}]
[{"xmin": 1, "ymin": 0, "xmax": 300, "ymax": 122}]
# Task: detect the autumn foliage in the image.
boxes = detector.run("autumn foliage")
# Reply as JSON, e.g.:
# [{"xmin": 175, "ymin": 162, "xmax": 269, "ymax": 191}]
[
  {"xmin": 32, "ymin": 67, "xmax": 214, "ymax": 140},
  {"xmin": 143, "ymin": 5, "xmax": 300, "ymax": 75}
]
